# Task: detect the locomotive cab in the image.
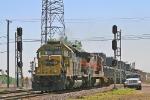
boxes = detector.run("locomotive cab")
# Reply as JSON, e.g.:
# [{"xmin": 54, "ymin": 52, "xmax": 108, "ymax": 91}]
[
  {"xmin": 32, "ymin": 41, "xmax": 74, "ymax": 92},
  {"xmin": 35, "ymin": 41, "xmax": 72, "ymax": 76}
]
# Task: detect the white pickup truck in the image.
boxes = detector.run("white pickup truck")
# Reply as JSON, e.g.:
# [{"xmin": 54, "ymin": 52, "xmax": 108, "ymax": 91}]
[{"xmin": 124, "ymin": 73, "xmax": 142, "ymax": 90}]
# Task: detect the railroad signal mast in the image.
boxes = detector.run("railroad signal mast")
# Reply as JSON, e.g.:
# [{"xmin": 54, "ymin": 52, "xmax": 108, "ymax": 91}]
[
  {"xmin": 28, "ymin": 61, "xmax": 34, "ymax": 81},
  {"xmin": 15, "ymin": 27, "xmax": 24, "ymax": 88},
  {"xmin": 112, "ymin": 25, "xmax": 117, "ymax": 89},
  {"xmin": 112, "ymin": 25, "xmax": 122, "ymax": 89}
]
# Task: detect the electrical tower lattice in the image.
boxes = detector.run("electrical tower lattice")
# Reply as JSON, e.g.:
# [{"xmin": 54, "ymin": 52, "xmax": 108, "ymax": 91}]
[{"xmin": 41, "ymin": 0, "xmax": 65, "ymax": 45}]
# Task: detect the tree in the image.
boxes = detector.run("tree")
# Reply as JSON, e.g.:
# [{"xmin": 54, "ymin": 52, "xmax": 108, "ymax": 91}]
[
  {"xmin": 48, "ymin": 35, "xmax": 84, "ymax": 51},
  {"xmin": 58, "ymin": 35, "xmax": 84, "ymax": 51},
  {"xmin": 48, "ymin": 38, "xmax": 57, "ymax": 42},
  {"xmin": 0, "ymin": 75, "xmax": 15, "ymax": 84}
]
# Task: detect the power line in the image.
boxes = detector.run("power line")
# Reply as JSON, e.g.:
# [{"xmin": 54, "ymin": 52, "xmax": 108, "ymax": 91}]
[
  {"xmin": 0, "ymin": 35, "xmax": 6, "ymax": 38},
  {"xmin": 0, "ymin": 50, "xmax": 14, "ymax": 53},
  {"xmin": 0, "ymin": 34, "xmax": 150, "ymax": 46},
  {"xmin": 0, "ymin": 51, "xmax": 7, "ymax": 53},
  {"xmin": 1, "ymin": 17, "xmax": 150, "ymax": 23}
]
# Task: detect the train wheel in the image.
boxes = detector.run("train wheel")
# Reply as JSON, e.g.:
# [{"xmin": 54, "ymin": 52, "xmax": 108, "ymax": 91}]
[
  {"xmin": 107, "ymin": 79, "xmax": 110, "ymax": 86},
  {"xmin": 99, "ymin": 78, "xmax": 104, "ymax": 87},
  {"xmin": 91, "ymin": 77, "xmax": 96, "ymax": 87},
  {"xmin": 41, "ymin": 91, "xmax": 43, "ymax": 94}
]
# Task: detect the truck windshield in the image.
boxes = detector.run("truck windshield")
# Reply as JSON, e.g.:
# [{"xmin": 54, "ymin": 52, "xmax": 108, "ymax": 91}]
[{"xmin": 126, "ymin": 74, "xmax": 140, "ymax": 79}]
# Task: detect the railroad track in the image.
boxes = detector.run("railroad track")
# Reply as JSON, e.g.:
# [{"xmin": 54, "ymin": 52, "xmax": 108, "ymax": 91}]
[
  {"xmin": 0, "ymin": 91, "xmax": 46, "ymax": 100},
  {"xmin": 0, "ymin": 85, "xmax": 114, "ymax": 100},
  {"xmin": 0, "ymin": 84, "xmax": 148, "ymax": 99}
]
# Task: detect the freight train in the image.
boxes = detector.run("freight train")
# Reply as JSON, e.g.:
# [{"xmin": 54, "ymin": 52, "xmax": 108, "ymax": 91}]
[{"xmin": 32, "ymin": 41, "xmax": 126, "ymax": 93}]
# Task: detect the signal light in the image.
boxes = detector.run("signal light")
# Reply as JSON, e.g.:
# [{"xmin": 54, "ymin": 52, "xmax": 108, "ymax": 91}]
[
  {"xmin": 18, "ymin": 61, "xmax": 23, "ymax": 68},
  {"xmin": 28, "ymin": 70, "xmax": 31, "ymax": 73},
  {"xmin": 112, "ymin": 39, "xmax": 117, "ymax": 50},
  {"xmin": 112, "ymin": 25, "xmax": 117, "ymax": 34},
  {"xmin": 17, "ymin": 41, "xmax": 22, "ymax": 52},
  {"xmin": 112, "ymin": 60, "xmax": 117, "ymax": 66},
  {"xmin": 17, "ymin": 27, "xmax": 22, "ymax": 36}
]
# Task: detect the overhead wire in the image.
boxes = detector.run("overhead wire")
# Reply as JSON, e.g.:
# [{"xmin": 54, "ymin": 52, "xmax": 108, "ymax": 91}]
[
  {"xmin": 0, "ymin": 35, "xmax": 149, "ymax": 53},
  {"xmin": 0, "ymin": 34, "xmax": 150, "ymax": 45},
  {"xmin": 0, "ymin": 17, "xmax": 150, "ymax": 23},
  {"xmin": 0, "ymin": 35, "xmax": 6, "ymax": 38}
]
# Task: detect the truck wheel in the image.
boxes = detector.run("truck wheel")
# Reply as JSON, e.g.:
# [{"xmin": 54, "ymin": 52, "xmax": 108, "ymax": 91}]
[{"xmin": 138, "ymin": 86, "xmax": 142, "ymax": 90}]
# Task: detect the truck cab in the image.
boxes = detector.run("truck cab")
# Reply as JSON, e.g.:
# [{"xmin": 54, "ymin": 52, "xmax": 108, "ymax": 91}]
[{"xmin": 124, "ymin": 72, "xmax": 142, "ymax": 90}]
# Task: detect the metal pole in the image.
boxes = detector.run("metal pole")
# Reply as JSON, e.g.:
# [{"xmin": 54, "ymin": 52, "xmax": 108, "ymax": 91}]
[
  {"xmin": 6, "ymin": 20, "xmax": 11, "ymax": 88},
  {"xmin": 15, "ymin": 32, "xmax": 16, "ymax": 87},
  {"xmin": 114, "ymin": 33, "xmax": 117, "ymax": 89},
  {"xmin": 21, "ymin": 30, "xmax": 24, "ymax": 88},
  {"xmin": 119, "ymin": 30, "xmax": 122, "ymax": 87},
  {"xmin": 16, "ymin": 33, "xmax": 19, "ymax": 87}
]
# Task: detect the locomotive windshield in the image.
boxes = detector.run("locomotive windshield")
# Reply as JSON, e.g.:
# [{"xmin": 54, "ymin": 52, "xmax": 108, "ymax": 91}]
[
  {"xmin": 54, "ymin": 50, "xmax": 62, "ymax": 55},
  {"xmin": 45, "ymin": 51, "xmax": 53, "ymax": 55}
]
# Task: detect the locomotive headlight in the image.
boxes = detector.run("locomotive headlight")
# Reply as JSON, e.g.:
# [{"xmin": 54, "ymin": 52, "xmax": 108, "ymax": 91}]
[
  {"xmin": 53, "ymin": 69, "xmax": 57, "ymax": 73},
  {"xmin": 37, "ymin": 70, "xmax": 40, "ymax": 73}
]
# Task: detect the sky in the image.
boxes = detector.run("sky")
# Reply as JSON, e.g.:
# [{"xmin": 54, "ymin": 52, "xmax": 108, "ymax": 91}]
[{"xmin": 0, "ymin": 0, "xmax": 150, "ymax": 78}]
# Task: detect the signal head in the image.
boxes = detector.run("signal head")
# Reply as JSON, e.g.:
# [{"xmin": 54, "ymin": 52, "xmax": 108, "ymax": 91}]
[
  {"xmin": 17, "ymin": 41, "xmax": 22, "ymax": 52},
  {"xmin": 18, "ymin": 61, "xmax": 23, "ymax": 68},
  {"xmin": 112, "ymin": 60, "xmax": 117, "ymax": 66},
  {"xmin": 112, "ymin": 39, "xmax": 117, "ymax": 50},
  {"xmin": 17, "ymin": 27, "xmax": 22, "ymax": 36},
  {"xmin": 112, "ymin": 25, "xmax": 117, "ymax": 34}
]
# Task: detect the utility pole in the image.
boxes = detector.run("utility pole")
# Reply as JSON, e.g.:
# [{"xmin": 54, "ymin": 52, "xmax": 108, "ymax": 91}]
[{"xmin": 6, "ymin": 20, "xmax": 12, "ymax": 88}]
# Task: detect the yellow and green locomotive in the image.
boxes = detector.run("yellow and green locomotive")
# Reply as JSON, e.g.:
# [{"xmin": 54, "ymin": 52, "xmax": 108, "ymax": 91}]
[{"xmin": 32, "ymin": 41, "xmax": 124, "ymax": 93}]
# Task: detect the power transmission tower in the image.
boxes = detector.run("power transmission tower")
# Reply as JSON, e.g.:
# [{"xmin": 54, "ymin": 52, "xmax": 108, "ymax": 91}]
[
  {"xmin": 6, "ymin": 19, "xmax": 12, "ymax": 88},
  {"xmin": 41, "ymin": 0, "xmax": 65, "ymax": 45}
]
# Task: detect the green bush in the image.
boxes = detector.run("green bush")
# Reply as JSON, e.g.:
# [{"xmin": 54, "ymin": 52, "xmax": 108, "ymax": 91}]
[{"xmin": 0, "ymin": 75, "xmax": 15, "ymax": 84}]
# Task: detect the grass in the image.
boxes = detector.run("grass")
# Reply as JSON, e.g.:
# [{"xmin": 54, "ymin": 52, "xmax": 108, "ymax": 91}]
[
  {"xmin": 0, "ymin": 89, "xmax": 7, "ymax": 93},
  {"xmin": 66, "ymin": 88, "xmax": 143, "ymax": 100}
]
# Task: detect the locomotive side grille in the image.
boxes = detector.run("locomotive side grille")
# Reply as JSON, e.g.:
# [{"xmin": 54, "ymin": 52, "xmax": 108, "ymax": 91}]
[{"xmin": 95, "ymin": 71, "xmax": 99, "ymax": 74}]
